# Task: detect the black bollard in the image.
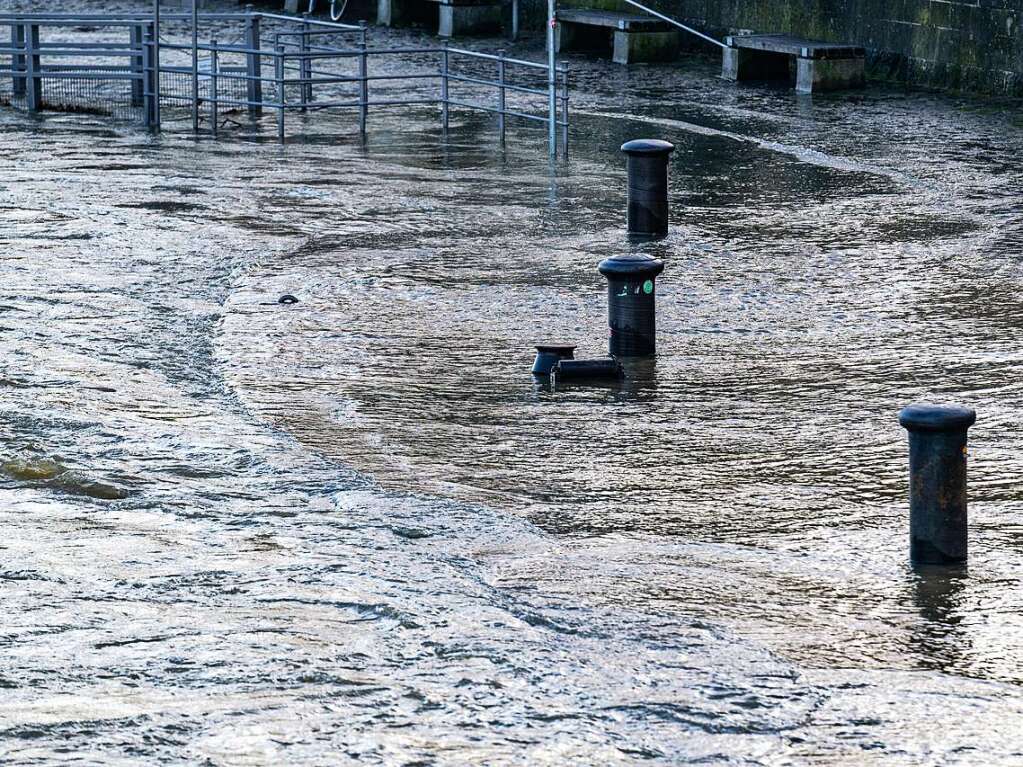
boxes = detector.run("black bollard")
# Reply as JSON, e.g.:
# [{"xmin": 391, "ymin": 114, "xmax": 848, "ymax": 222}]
[
  {"xmin": 551, "ymin": 358, "xmax": 623, "ymax": 384},
  {"xmin": 598, "ymin": 254, "xmax": 664, "ymax": 357},
  {"xmin": 532, "ymin": 344, "xmax": 576, "ymax": 376},
  {"xmin": 621, "ymin": 139, "xmax": 675, "ymax": 238},
  {"xmin": 898, "ymin": 404, "xmax": 977, "ymax": 565}
]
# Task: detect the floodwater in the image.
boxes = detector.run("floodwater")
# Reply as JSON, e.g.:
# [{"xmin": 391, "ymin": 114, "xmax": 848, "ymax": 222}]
[{"xmin": 3, "ymin": 3, "xmax": 1023, "ymax": 764}]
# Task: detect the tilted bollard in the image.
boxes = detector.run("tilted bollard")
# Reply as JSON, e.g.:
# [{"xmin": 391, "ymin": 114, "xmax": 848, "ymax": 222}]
[
  {"xmin": 532, "ymin": 344, "xmax": 575, "ymax": 376},
  {"xmin": 898, "ymin": 404, "xmax": 977, "ymax": 564},
  {"xmin": 598, "ymin": 254, "xmax": 664, "ymax": 357},
  {"xmin": 621, "ymin": 138, "xmax": 675, "ymax": 238},
  {"xmin": 551, "ymin": 358, "xmax": 623, "ymax": 384}
]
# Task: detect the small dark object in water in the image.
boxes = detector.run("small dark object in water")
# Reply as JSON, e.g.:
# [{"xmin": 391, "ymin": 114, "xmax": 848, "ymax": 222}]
[
  {"xmin": 899, "ymin": 403, "xmax": 976, "ymax": 565},
  {"xmin": 598, "ymin": 254, "xmax": 664, "ymax": 358},
  {"xmin": 532, "ymin": 344, "xmax": 577, "ymax": 375},
  {"xmin": 551, "ymin": 358, "xmax": 623, "ymax": 383},
  {"xmin": 621, "ymin": 138, "xmax": 675, "ymax": 238},
  {"xmin": 278, "ymin": 294, "xmax": 299, "ymax": 305}
]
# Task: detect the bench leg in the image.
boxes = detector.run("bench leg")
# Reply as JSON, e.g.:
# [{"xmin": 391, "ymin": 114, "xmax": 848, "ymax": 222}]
[
  {"xmin": 796, "ymin": 57, "xmax": 866, "ymax": 93},
  {"xmin": 378, "ymin": 0, "xmax": 405, "ymax": 27},
  {"xmin": 438, "ymin": 4, "xmax": 502, "ymax": 37},
  {"xmin": 612, "ymin": 29, "xmax": 679, "ymax": 65},
  {"xmin": 554, "ymin": 21, "xmax": 581, "ymax": 53},
  {"xmin": 722, "ymin": 46, "xmax": 791, "ymax": 81}
]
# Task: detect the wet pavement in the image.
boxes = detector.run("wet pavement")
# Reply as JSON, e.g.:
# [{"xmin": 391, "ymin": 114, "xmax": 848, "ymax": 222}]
[{"xmin": 2, "ymin": 2, "xmax": 1023, "ymax": 764}]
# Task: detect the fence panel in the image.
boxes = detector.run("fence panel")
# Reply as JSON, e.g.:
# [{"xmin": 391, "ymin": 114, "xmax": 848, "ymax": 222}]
[{"xmin": 0, "ymin": 11, "xmax": 569, "ymax": 154}]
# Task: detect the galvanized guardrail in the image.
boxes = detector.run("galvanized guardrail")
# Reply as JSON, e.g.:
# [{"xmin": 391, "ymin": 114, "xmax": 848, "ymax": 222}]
[{"xmin": 0, "ymin": 8, "xmax": 569, "ymax": 156}]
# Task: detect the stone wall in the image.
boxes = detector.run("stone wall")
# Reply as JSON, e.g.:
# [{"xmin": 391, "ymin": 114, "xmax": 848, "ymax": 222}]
[
  {"xmin": 519, "ymin": 0, "xmax": 1022, "ymax": 95},
  {"xmin": 669, "ymin": 0, "xmax": 1023, "ymax": 95}
]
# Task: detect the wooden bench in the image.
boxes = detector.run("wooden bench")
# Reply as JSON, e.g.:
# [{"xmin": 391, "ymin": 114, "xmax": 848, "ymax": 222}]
[
  {"xmin": 722, "ymin": 34, "xmax": 866, "ymax": 93},
  {"xmin": 377, "ymin": 0, "xmax": 505, "ymax": 37},
  {"xmin": 556, "ymin": 9, "xmax": 679, "ymax": 65}
]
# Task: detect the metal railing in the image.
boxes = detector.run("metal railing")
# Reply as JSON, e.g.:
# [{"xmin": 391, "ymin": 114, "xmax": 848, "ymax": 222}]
[
  {"xmin": 616, "ymin": 0, "xmax": 726, "ymax": 49},
  {"xmin": 0, "ymin": 8, "xmax": 569, "ymax": 156},
  {"xmin": 0, "ymin": 13, "xmax": 155, "ymax": 123}
]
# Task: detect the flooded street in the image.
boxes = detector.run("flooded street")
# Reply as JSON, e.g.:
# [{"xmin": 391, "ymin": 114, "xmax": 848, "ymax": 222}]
[{"xmin": 3, "ymin": 4, "xmax": 1023, "ymax": 763}]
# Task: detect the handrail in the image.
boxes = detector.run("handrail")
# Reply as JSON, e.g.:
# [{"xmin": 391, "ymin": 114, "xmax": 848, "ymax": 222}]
[
  {"xmin": 0, "ymin": 11, "xmax": 360, "ymax": 31},
  {"xmin": 257, "ymin": 12, "xmax": 361, "ymax": 30},
  {"xmin": 615, "ymin": 0, "xmax": 727, "ymax": 50},
  {"xmin": 0, "ymin": 11, "xmax": 569, "ymax": 154},
  {"xmin": 447, "ymin": 46, "xmax": 549, "ymax": 70}
]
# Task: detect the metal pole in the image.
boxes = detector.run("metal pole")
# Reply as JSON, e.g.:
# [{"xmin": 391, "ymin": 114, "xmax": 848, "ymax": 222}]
[
  {"xmin": 153, "ymin": 0, "xmax": 161, "ymax": 130},
  {"xmin": 300, "ymin": 12, "xmax": 311, "ymax": 111},
  {"xmin": 11, "ymin": 25, "xmax": 25, "ymax": 98},
  {"xmin": 130, "ymin": 24, "xmax": 144, "ymax": 107},
  {"xmin": 511, "ymin": 0, "xmax": 519, "ymax": 41},
  {"xmin": 191, "ymin": 0, "xmax": 199, "ymax": 134},
  {"xmin": 358, "ymin": 21, "xmax": 368, "ymax": 138},
  {"xmin": 618, "ymin": 0, "xmax": 726, "ymax": 50},
  {"xmin": 24, "ymin": 23, "xmax": 40, "ymax": 112},
  {"xmin": 142, "ymin": 23, "xmax": 153, "ymax": 128},
  {"xmin": 245, "ymin": 4, "xmax": 262, "ymax": 115},
  {"xmin": 440, "ymin": 44, "xmax": 449, "ymax": 134},
  {"xmin": 546, "ymin": 0, "xmax": 556, "ymax": 158},
  {"xmin": 558, "ymin": 63, "xmax": 568, "ymax": 156},
  {"xmin": 275, "ymin": 44, "xmax": 285, "ymax": 142},
  {"xmin": 497, "ymin": 50, "xmax": 505, "ymax": 145},
  {"xmin": 210, "ymin": 37, "xmax": 218, "ymax": 137}
]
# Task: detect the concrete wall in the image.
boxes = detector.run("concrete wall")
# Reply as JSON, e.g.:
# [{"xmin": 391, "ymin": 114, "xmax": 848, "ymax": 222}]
[
  {"xmin": 522, "ymin": 0, "xmax": 1022, "ymax": 94},
  {"xmin": 671, "ymin": 0, "xmax": 1023, "ymax": 96}
]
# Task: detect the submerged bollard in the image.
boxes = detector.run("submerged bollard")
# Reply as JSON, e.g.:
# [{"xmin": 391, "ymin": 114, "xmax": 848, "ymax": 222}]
[
  {"xmin": 551, "ymin": 358, "xmax": 623, "ymax": 383},
  {"xmin": 532, "ymin": 344, "xmax": 576, "ymax": 376},
  {"xmin": 598, "ymin": 254, "xmax": 664, "ymax": 357},
  {"xmin": 898, "ymin": 404, "xmax": 977, "ymax": 565},
  {"xmin": 621, "ymin": 139, "xmax": 675, "ymax": 238}
]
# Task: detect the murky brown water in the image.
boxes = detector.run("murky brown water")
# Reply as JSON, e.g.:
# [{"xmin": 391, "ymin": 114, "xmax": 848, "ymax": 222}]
[{"xmin": 3, "ymin": 2, "xmax": 1023, "ymax": 764}]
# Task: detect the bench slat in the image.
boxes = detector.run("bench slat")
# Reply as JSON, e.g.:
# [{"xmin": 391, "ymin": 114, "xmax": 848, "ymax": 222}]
[
  {"xmin": 558, "ymin": 9, "xmax": 670, "ymax": 32},
  {"xmin": 726, "ymin": 34, "xmax": 864, "ymax": 59}
]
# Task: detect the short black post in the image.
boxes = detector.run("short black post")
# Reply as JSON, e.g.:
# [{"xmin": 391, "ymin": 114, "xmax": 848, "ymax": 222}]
[
  {"xmin": 898, "ymin": 404, "xmax": 976, "ymax": 565},
  {"xmin": 552, "ymin": 358, "xmax": 623, "ymax": 383},
  {"xmin": 621, "ymin": 139, "xmax": 674, "ymax": 238},
  {"xmin": 598, "ymin": 254, "xmax": 664, "ymax": 357},
  {"xmin": 532, "ymin": 344, "xmax": 575, "ymax": 376}
]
